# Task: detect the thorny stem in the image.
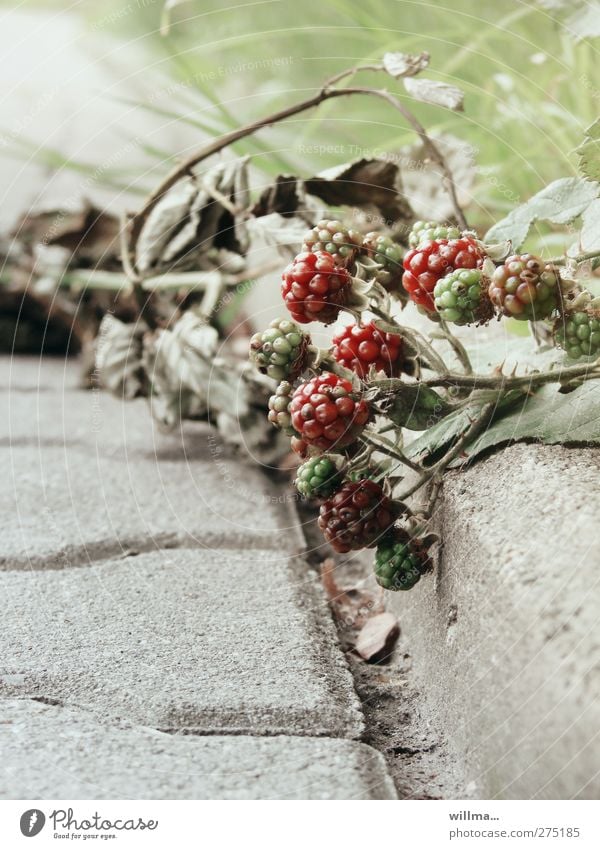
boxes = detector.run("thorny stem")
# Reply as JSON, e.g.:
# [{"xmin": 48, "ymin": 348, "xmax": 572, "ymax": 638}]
[
  {"xmin": 423, "ymin": 358, "xmax": 600, "ymax": 391},
  {"xmin": 119, "ymin": 212, "xmax": 158, "ymax": 330},
  {"xmin": 368, "ymin": 304, "xmax": 449, "ymax": 375},
  {"xmin": 360, "ymin": 431, "xmax": 423, "ymax": 472},
  {"xmin": 549, "ymin": 249, "xmax": 600, "ymax": 266},
  {"xmin": 420, "ymin": 474, "xmax": 444, "ymax": 520}
]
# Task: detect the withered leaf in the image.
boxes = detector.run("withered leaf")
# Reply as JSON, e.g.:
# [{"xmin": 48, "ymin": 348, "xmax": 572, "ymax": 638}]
[
  {"xmin": 355, "ymin": 612, "xmax": 400, "ymax": 663},
  {"xmin": 305, "ymin": 158, "xmax": 413, "ymax": 224},
  {"xmin": 403, "ymin": 77, "xmax": 464, "ymax": 111},
  {"xmin": 382, "ymin": 51, "xmax": 430, "ymax": 79}
]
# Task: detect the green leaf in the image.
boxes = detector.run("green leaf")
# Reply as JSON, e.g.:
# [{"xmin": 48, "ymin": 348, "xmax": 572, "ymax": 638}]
[
  {"xmin": 577, "ymin": 119, "xmax": 600, "ymax": 183},
  {"xmin": 485, "ymin": 177, "xmax": 600, "ymax": 248},
  {"xmin": 580, "ymin": 198, "xmax": 600, "ymax": 251},
  {"xmin": 404, "ymin": 401, "xmax": 488, "ymax": 461},
  {"xmin": 368, "ymin": 379, "xmax": 455, "ymax": 430},
  {"xmin": 451, "ymin": 380, "xmax": 600, "ymax": 465}
]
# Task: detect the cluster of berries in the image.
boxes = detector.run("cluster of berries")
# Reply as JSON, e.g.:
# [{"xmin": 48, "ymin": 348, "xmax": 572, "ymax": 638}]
[
  {"xmin": 249, "ymin": 212, "xmax": 586, "ymax": 592},
  {"xmin": 249, "ymin": 218, "xmax": 431, "ymax": 590},
  {"xmin": 403, "ymin": 222, "xmax": 562, "ymax": 325}
]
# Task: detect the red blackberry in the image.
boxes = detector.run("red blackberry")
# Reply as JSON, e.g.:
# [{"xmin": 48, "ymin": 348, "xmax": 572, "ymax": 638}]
[
  {"xmin": 332, "ymin": 320, "xmax": 406, "ymax": 379},
  {"xmin": 289, "ymin": 372, "xmax": 370, "ymax": 453},
  {"xmin": 402, "ymin": 236, "xmax": 484, "ymax": 312},
  {"xmin": 318, "ymin": 479, "xmax": 397, "ymax": 553},
  {"xmin": 281, "ymin": 250, "xmax": 351, "ymax": 325}
]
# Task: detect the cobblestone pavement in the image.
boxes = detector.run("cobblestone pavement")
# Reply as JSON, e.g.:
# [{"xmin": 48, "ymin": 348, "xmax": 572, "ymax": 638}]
[{"xmin": 0, "ymin": 357, "xmax": 397, "ymax": 800}]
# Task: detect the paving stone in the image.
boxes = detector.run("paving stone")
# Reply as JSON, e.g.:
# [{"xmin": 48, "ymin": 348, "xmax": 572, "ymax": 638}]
[
  {"xmin": 0, "ymin": 699, "xmax": 393, "ymax": 799},
  {"xmin": 0, "ymin": 440, "xmax": 304, "ymax": 567},
  {"xmin": 0, "ymin": 355, "xmax": 79, "ymax": 393},
  {"xmin": 0, "ymin": 549, "xmax": 363, "ymax": 737}
]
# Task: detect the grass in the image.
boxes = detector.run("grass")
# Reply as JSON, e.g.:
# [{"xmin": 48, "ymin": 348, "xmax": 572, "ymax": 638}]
[{"xmin": 3, "ymin": 0, "xmax": 600, "ymax": 236}]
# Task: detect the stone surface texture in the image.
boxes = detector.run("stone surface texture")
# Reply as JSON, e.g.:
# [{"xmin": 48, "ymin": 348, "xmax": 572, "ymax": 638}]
[
  {"xmin": 385, "ymin": 443, "xmax": 600, "ymax": 799},
  {"xmin": 0, "ymin": 356, "xmax": 397, "ymax": 800},
  {"xmin": 0, "ymin": 549, "xmax": 363, "ymax": 737}
]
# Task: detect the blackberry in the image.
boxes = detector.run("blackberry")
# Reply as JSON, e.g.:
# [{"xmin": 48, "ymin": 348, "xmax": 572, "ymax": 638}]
[
  {"xmin": 362, "ymin": 232, "xmax": 404, "ymax": 293},
  {"xmin": 289, "ymin": 372, "xmax": 370, "ymax": 452},
  {"xmin": 267, "ymin": 380, "xmax": 295, "ymax": 433},
  {"xmin": 402, "ymin": 236, "xmax": 484, "ymax": 312},
  {"xmin": 408, "ymin": 220, "xmax": 461, "ymax": 249},
  {"xmin": 489, "ymin": 254, "xmax": 561, "ymax": 321},
  {"xmin": 295, "ymin": 456, "xmax": 342, "ymax": 499},
  {"xmin": 318, "ymin": 479, "xmax": 397, "ymax": 553},
  {"xmin": 555, "ymin": 309, "xmax": 600, "ymax": 359},
  {"xmin": 302, "ymin": 219, "xmax": 363, "ymax": 267},
  {"xmin": 250, "ymin": 318, "xmax": 309, "ymax": 381},
  {"xmin": 433, "ymin": 268, "xmax": 494, "ymax": 325},
  {"xmin": 331, "ymin": 320, "xmax": 406, "ymax": 378},
  {"xmin": 281, "ymin": 250, "xmax": 351, "ymax": 325},
  {"xmin": 374, "ymin": 533, "xmax": 426, "ymax": 591}
]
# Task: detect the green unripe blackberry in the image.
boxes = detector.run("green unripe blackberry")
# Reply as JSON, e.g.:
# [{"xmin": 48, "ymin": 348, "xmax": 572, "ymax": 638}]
[
  {"xmin": 433, "ymin": 268, "xmax": 494, "ymax": 326},
  {"xmin": 408, "ymin": 220, "xmax": 461, "ymax": 249},
  {"xmin": 267, "ymin": 380, "xmax": 296, "ymax": 433},
  {"xmin": 362, "ymin": 232, "xmax": 405, "ymax": 293},
  {"xmin": 374, "ymin": 536, "xmax": 424, "ymax": 591},
  {"xmin": 302, "ymin": 219, "xmax": 363, "ymax": 267},
  {"xmin": 555, "ymin": 309, "xmax": 600, "ymax": 359},
  {"xmin": 295, "ymin": 456, "xmax": 342, "ymax": 499},
  {"xmin": 250, "ymin": 318, "xmax": 309, "ymax": 381}
]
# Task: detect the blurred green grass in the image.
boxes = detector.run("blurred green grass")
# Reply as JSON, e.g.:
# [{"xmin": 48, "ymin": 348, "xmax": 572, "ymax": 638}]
[{"xmin": 4, "ymin": 0, "xmax": 600, "ymax": 232}]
